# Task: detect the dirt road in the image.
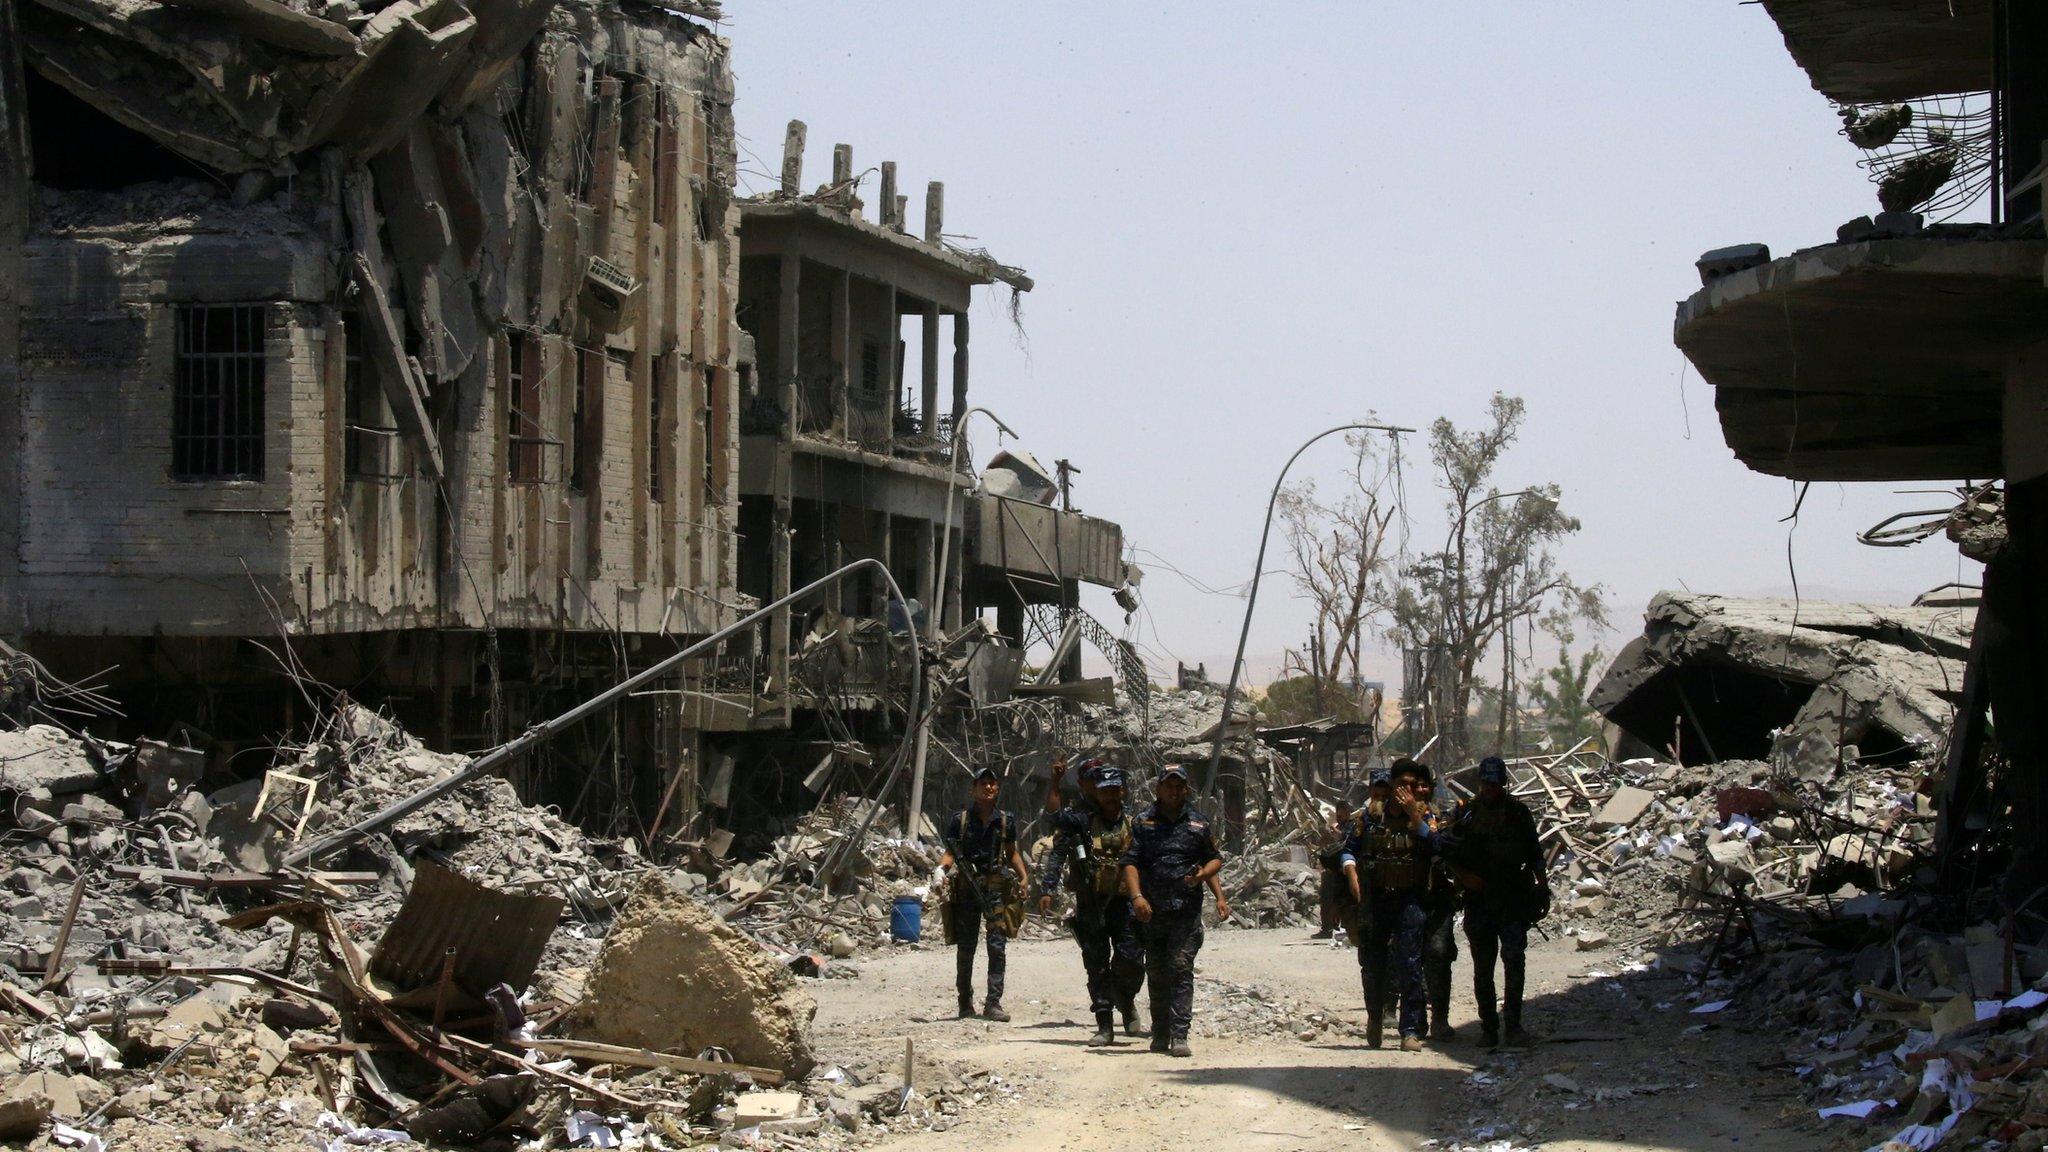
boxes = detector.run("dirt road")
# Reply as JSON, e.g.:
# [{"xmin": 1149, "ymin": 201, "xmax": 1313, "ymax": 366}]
[{"xmin": 811, "ymin": 927, "xmax": 1819, "ymax": 1151}]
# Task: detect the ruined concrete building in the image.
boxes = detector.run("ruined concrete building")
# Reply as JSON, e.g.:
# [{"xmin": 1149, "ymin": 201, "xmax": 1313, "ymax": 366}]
[
  {"xmin": 0, "ymin": 0, "xmax": 746, "ymax": 820},
  {"xmin": 1671, "ymin": 0, "xmax": 2048, "ymax": 899},
  {"xmin": 1590, "ymin": 592, "xmax": 1970, "ymax": 772},
  {"xmin": 0, "ymin": 3, "xmax": 1143, "ymax": 843},
  {"xmin": 705, "ymin": 123, "xmax": 1141, "ymax": 836}
]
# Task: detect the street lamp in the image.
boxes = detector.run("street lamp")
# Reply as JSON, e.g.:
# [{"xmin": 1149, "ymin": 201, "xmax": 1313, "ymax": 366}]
[
  {"xmin": 1203, "ymin": 421, "xmax": 1415, "ymax": 795},
  {"xmin": 906, "ymin": 405, "xmax": 1016, "ymax": 837}
]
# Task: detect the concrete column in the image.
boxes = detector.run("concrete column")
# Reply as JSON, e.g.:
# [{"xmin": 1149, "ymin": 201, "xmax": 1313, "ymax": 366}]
[
  {"xmin": 770, "ymin": 253, "xmax": 800, "ymax": 703},
  {"xmin": 879, "ymin": 162, "xmax": 897, "ymax": 228},
  {"xmin": 916, "ymin": 518, "xmax": 936, "ymax": 625},
  {"xmin": 780, "ymin": 120, "xmax": 806, "ymax": 195},
  {"xmin": 944, "ymin": 526, "xmax": 964, "ymax": 631},
  {"xmin": 0, "ymin": 0, "xmax": 24, "ymax": 634},
  {"xmin": 831, "ymin": 143, "xmax": 852, "ymax": 187},
  {"xmin": 951, "ymin": 311, "xmax": 969, "ymax": 429},
  {"xmin": 924, "ymin": 181, "xmax": 944, "ymax": 243},
  {"xmin": 920, "ymin": 301, "xmax": 939, "ymax": 436}
]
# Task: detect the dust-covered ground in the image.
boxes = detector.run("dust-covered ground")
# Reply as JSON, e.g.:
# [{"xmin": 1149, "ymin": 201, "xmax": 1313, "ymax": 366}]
[{"xmin": 811, "ymin": 927, "xmax": 1820, "ymax": 1152}]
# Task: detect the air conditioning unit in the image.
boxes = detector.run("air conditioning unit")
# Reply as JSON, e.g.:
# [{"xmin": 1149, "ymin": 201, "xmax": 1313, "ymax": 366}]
[{"xmin": 585, "ymin": 256, "xmax": 640, "ymax": 298}]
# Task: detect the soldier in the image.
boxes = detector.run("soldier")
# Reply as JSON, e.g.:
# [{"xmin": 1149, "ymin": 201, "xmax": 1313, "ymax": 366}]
[
  {"xmin": 1446, "ymin": 755, "xmax": 1549, "ymax": 1048},
  {"xmin": 1342, "ymin": 758, "xmax": 1439, "ymax": 1051},
  {"xmin": 1313, "ymin": 800, "xmax": 1355, "ymax": 940},
  {"xmin": 1039, "ymin": 765, "xmax": 1146, "ymax": 1045},
  {"xmin": 939, "ymin": 766, "xmax": 1030, "ymax": 1022},
  {"xmin": 1121, "ymin": 764, "xmax": 1222, "ymax": 1057},
  {"xmin": 1392, "ymin": 759, "xmax": 1461, "ymax": 1041}
]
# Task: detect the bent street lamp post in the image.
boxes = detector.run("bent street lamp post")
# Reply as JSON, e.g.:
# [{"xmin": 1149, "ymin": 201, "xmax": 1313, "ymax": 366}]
[
  {"xmin": 1203, "ymin": 421, "xmax": 1415, "ymax": 797},
  {"xmin": 907, "ymin": 405, "xmax": 1016, "ymax": 838},
  {"xmin": 286, "ymin": 557, "xmax": 919, "ymax": 867}
]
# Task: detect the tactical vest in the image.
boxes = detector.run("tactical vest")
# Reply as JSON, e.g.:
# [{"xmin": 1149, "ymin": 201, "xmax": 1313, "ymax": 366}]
[
  {"xmin": 1081, "ymin": 812, "xmax": 1135, "ymax": 897},
  {"xmin": 1365, "ymin": 817, "xmax": 1425, "ymax": 891},
  {"xmin": 1465, "ymin": 803, "xmax": 1526, "ymax": 875}
]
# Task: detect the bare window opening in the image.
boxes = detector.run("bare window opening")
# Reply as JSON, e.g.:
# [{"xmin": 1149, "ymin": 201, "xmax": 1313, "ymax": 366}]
[
  {"xmin": 569, "ymin": 351, "xmax": 589, "ymax": 494},
  {"xmin": 25, "ymin": 68, "xmax": 204, "ymax": 190},
  {"xmin": 172, "ymin": 305, "xmax": 265, "ymax": 480},
  {"xmin": 859, "ymin": 339, "xmax": 881, "ymax": 392},
  {"xmin": 702, "ymin": 365, "xmax": 719, "ymax": 500},
  {"xmin": 508, "ymin": 333, "xmax": 545, "ymax": 483}
]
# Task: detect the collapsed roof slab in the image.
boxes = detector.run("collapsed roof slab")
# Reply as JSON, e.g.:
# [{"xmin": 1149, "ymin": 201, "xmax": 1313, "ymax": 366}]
[
  {"xmin": 1675, "ymin": 234, "xmax": 2048, "ymax": 482},
  {"xmin": 1759, "ymin": 0, "xmax": 1991, "ymax": 104},
  {"xmin": 1590, "ymin": 592, "xmax": 1972, "ymax": 771}
]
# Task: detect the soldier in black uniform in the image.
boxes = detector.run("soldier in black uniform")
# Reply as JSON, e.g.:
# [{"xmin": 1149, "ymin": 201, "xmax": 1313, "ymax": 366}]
[
  {"xmin": 1121, "ymin": 764, "xmax": 1222, "ymax": 1057},
  {"xmin": 1039, "ymin": 765, "xmax": 1146, "ymax": 1045},
  {"xmin": 1343, "ymin": 759, "xmax": 1439, "ymax": 1052},
  {"xmin": 1446, "ymin": 755, "xmax": 1549, "ymax": 1047},
  {"xmin": 939, "ymin": 766, "xmax": 1030, "ymax": 1022},
  {"xmin": 1394, "ymin": 759, "xmax": 1461, "ymax": 1041}
]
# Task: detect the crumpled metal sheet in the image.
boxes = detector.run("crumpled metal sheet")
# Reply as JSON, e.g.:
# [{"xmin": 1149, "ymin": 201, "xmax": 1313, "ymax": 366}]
[{"xmin": 369, "ymin": 859, "xmax": 563, "ymax": 998}]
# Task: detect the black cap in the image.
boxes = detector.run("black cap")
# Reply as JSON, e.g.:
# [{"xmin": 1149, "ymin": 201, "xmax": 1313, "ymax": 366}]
[
  {"xmin": 1158, "ymin": 764, "xmax": 1189, "ymax": 783},
  {"xmin": 1477, "ymin": 756, "xmax": 1508, "ymax": 784},
  {"xmin": 1368, "ymin": 767, "xmax": 1392, "ymax": 787},
  {"xmin": 973, "ymin": 766, "xmax": 999, "ymax": 783},
  {"xmin": 1096, "ymin": 766, "xmax": 1126, "ymax": 789},
  {"xmin": 1391, "ymin": 758, "xmax": 1432, "ymax": 784}
]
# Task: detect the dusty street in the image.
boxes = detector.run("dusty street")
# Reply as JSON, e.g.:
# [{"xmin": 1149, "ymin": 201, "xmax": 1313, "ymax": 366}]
[{"xmin": 810, "ymin": 926, "xmax": 1816, "ymax": 1152}]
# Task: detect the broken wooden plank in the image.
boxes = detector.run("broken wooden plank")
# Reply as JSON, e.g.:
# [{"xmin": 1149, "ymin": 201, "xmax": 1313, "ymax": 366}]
[
  {"xmin": 41, "ymin": 868, "xmax": 89, "ymax": 990},
  {"xmin": 519, "ymin": 1036, "xmax": 785, "ymax": 1085}
]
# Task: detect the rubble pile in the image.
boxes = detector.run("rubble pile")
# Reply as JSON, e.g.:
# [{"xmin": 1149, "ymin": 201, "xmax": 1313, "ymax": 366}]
[{"xmin": 0, "ymin": 706, "xmax": 1042, "ymax": 1150}]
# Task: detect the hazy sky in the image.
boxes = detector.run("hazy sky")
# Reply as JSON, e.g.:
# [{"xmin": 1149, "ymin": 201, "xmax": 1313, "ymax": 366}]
[{"xmin": 721, "ymin": 3, "xmax": 1984, "ymax": 685}]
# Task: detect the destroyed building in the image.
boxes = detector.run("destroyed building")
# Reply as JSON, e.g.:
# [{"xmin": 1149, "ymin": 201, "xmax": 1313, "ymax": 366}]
[
  {"xmin": 1590, "ymin": 592, "xmax": 1970, "ymax": 771},
  {"xmin": 1670, "ymin": 0, "xmax": 2048, "ymax": 897},
  {"xmin": 704, "ymin": 122, "xmax": 1144, "ymax": 841},
  {"xmin": 0, "ymin": 0, "xmax": 749, "ymax": 821}
]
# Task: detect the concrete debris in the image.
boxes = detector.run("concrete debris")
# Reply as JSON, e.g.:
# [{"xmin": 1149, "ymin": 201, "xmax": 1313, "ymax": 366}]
[
  {"xmin": 0, "ymin": 702, "xmax": 982, "ymax": 1150},
  {"xmin": 570, "ymin": 874, "xmax": 818, "ymax": 1078},
  {"xmin": 1591, "ymin": 592, "xmax": 1969, "ymax": 778}
]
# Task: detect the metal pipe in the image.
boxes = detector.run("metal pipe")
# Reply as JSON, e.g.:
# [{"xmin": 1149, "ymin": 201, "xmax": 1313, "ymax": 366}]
[
  {"xmin": 1204, "ymin": 422, "xmax": 1414, "ymax": 795},
  {"xmin": 285, "ymin": 558, "xmax": 919, "ymax": 867},
  {"xmin": 906, "ymin": 405, "xmax": 1015, "ymax": 838}
]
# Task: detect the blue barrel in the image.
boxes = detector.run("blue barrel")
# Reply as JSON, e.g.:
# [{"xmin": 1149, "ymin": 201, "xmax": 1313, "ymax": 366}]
[{"xmin": 890, "ymin": 895, "xmax": 923, "ymax": 942}]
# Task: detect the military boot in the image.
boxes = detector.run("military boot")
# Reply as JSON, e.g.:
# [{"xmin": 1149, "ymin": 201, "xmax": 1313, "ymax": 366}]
[
  {"xmin": 1365, "ymin": 1010, "xmax": 1384, "ymax": 1050},
  {"xmin": 1430, "ymin": 1007, "xmax": 1456, "ymax": 1043},
  {"xmin": 1088, "ymin": 1012, "xmax": 1115, "ymax": 1047},
  {"xmin": 982, "ymin": 1000, "xmax": 1011, "ymax": 1023},
  {"xmin": 1121, "ymin": 999, "xmax": 1148, "ymax": 1038},
  {"xmin": 957, "ymin": 994, "xmax": 976, "ymax": 1019},
  {"xmin": 1168, "ymin": 1038, "xmax": 1192, "ymax": 1058},
  {"xmin": 1502, "ymin": 1008, "xmax": 1533, "ymax": 1048}
]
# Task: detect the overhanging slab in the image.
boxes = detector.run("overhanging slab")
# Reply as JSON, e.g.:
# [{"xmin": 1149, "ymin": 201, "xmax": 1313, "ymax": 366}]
[
  {"xmin": 1674, "ymin": 234, "xmax": 2048, "ymax": 481},
  {"xmin": 1759, "ymin": 0, "xmax": 1991, "ymax": 103}
]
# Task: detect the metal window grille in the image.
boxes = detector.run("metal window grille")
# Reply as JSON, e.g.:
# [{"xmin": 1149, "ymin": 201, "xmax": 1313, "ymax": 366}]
[
  {"xmin": 648, "ymin": 354, "xmax": 665, "ymax": 499},
  {"xmin": 508, "ymin": 333, "xmax": 548, "ymax": 484},
  {"xmin": 172, "ymin": 304, "xmax": 265, "ymax": 480}
]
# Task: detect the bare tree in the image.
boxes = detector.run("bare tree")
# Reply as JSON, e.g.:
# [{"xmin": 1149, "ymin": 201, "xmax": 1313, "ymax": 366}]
[
  {"xmin": 1275, "ymin": 430, "xmax": 1401, "ymax": 723},
  {"xmin": 1386, "ymin": 394, "xmax": 1605, "ymax": 764}
]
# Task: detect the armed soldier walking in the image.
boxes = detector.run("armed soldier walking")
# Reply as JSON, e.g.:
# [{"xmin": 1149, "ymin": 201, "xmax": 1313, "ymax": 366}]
[
  {"xmin": 1393, "ymin": 759, "xmax": 1461, "ymax": 1041},
  {"xmin": 1343, "ymin": 758, "xmax": 1440, "ymax": 1051},
  {"xmin": 1040, "ymin": 762, "xmax": 1146, "ymax": 1044},
  {"xmin": 939, "ymin": 766, "xmax": 1030, "ymax": 1022},
  {"xmin": 1447, "ymin": 755, "xmax": 1549, "ymax": 1047},
  {"xmin": 1121, "ymin": 764, "xmax": 1222, "ymax": 1057}
]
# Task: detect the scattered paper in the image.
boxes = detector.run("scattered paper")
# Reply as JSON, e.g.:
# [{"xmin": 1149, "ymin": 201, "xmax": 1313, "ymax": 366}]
[
  {"xmin": 1975, "ymin": 999, "xmax": 2005, "ymax": 1022},
  {"xmin": 1819, "ymin": 1100, "xmax": 1885, "ymax": 1120},
  {"xmin": 2005, "ymin": 988, "xmax": 2048, "ymax": 1011},
  {"xmin": 1691, "ymin": 1000, "xmax": 1732, "ymax": 1014},
  {"xmin": 566, "ymin": 1111, "xmax": 621, "ymax": 1149},
  {"xmin": 51, "ymin": 1125, "xmax": 104, "ymax": 1152}
]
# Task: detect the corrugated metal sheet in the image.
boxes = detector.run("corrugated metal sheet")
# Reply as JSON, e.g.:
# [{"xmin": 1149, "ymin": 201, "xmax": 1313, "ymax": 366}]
[
  {"xmin": 970, "ymin": 494, "xmax": 1125, "ymax": 589},
  {"xmin": 370, "ymin": 860, "xmax": 564, "ymax": 997}
]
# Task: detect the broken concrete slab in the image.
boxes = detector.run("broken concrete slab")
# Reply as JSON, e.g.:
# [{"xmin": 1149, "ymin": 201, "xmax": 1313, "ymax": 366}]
[
  {"xmin": 569, "ymin": 875, "xmax": 816, "ymax": 1078},
  {"xmin": 733, "ymin": 1090, "xmax": 803, "ymax": 1125},
  {"xmin": 0, "ymin": 726, "xmax": 100, "ymax": 802},
  {"xmin": 152, "ymin": 0, "xmax": 358, "ymax": 57},
  {"xmin": 1591, "ymin": 786, "xmax": 1656, "ymax": 828},
  {"xmin": 1590, "ymin": 592, "xmax": 1968, "ymax": 773}
]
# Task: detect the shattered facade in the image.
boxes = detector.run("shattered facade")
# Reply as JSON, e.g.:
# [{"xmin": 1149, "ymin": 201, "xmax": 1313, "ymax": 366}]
[
  {"xmin": 1591, "ymin": 592, "xmax": 1970, "ymax": 771},
  {"xmin": 1674, "ymin": 1, "xmax": 2048, "ymax": 898},
  {"xmin": 0, "ymin": 0, "xmax": 748, "ymax": 817}
]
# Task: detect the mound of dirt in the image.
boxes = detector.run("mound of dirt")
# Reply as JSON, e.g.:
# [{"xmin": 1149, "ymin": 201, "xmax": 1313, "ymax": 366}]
[{"xmin": 571, "ymin": 874, "xmax": 818, "ymax": 1077}]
